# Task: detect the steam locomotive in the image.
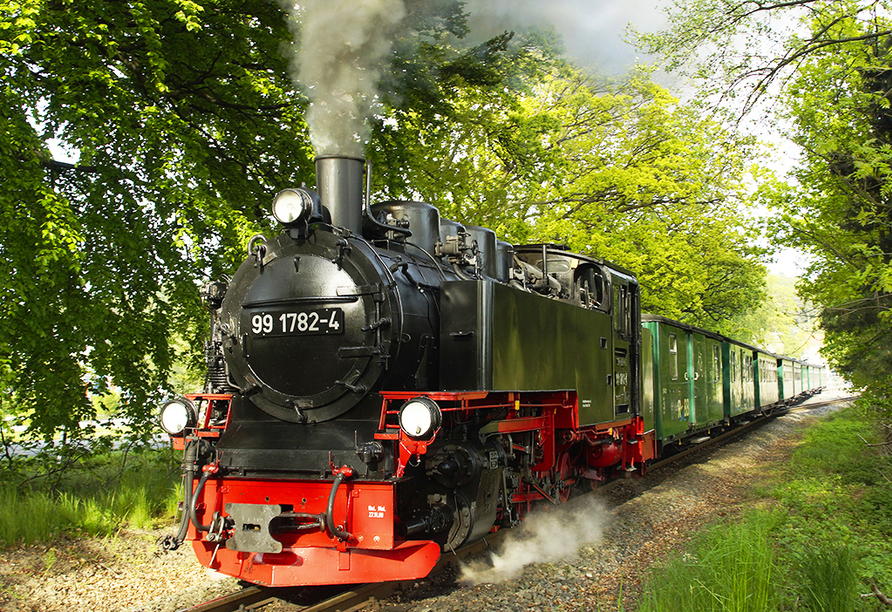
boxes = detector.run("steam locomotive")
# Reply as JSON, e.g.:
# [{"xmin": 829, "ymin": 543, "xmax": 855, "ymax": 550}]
[{"xmin": 160, "ymin": 156, "xmax": 824, "ymax": 586}]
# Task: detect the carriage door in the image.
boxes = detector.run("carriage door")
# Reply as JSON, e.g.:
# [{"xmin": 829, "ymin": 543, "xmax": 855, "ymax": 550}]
[{"xmin": 689, "ymin": 332, "xmax": 709, "ymax": 428}]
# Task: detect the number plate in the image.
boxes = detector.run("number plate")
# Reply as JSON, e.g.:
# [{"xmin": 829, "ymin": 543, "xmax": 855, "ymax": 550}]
[{"xmin": 249, "ymin": 309, "xmax": 344, "ymax": 336}]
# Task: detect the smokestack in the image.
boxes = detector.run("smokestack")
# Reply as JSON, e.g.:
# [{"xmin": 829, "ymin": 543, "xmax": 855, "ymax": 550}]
[{"xmin": 315, "ymin": 156, "xmax": 365, "ymax": 234}]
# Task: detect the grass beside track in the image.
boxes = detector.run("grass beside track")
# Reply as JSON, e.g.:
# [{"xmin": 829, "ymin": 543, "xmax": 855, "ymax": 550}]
[
  {"xmin": 0, "ymin": 447, "xmax": 182, "ymax": 546},
  {"xmin": 635, "ymin": 402, "xmax": 892, "ymax": 612}
]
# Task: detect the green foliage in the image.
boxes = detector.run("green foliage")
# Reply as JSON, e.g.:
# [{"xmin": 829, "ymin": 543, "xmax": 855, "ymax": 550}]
[
  {"xmin": 0, "ymin": 446, "xmax": 182, "ymax": 546},
  {"xmin": 1, "ymin": 0, "xmax": 769, "ymax": 443},
  {"xmin": 0, "ymin": 0, "xmax": 535, "ymax": 441},
  {"xmin": 757, "ymin": 9, "xmax": 892, "ymax": 412},
  {"xmin": 769, "ymin": 406, "xmax": 892, "ymax": 606},
  {"xmin": 637, "ymin": 510, "xmax": 784, "ymax": 612},
  {"xmin": 370, "ymin": 30, "xmax": 569, "ymax": 238},
  {"xmin": 373, "ymin": 61, "xmax": 768, "ymax": 329},
  {"xmin": 634, "ymin": 0, "xmax": 890, "ymax": 116},
  {"xmin": 638, "ymin": 405, "xmax": 892, "ymax": 612},
  {"xmin": 795, "ymin": 545, "xmax": 861, "ymax": 612},
  {"xmin": 526, "ymin": 69, "xmax": 767, "ymax": 329},
  {"xmin": 639, "ymin": 0, "xmax": 892, "ymax": 415},
  {"xmin": 728, "ymin": 274, "xmax": 820, "ymax": 353},
  {"xmin": 789, "ymin": 409, "xmax": 877, "ymax": 479},
  {"xmin": 0, "ymin": 0, "xmax": 315, "ymax": 439}
]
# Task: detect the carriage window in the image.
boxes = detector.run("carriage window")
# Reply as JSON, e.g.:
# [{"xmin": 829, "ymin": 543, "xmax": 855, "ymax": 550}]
[
  {"xmin": 730, "ymin": 351, "xmax": 737, "ymax": 382},
  {"xmin": 669, "ymin": 334, "xmax": 678, "ymax": 380},
  {"xmin": 713, "ymin": 345, "xmax": 721, "ymax": 382}
]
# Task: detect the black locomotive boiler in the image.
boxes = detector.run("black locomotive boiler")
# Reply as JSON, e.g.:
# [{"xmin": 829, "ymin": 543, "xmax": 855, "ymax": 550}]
[{"xmin": 160, "ymin": 155, "xmax": 822, "ymax": 586}]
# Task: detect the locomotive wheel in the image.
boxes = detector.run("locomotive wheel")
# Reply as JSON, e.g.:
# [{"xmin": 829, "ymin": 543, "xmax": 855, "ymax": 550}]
[
  {"xmin": 445, "ymin": 490, "xmax": 474, "ymax": 551},
  {"xmin": 556, "ymin": 452, "xmax": 573, "ymax": 503}
]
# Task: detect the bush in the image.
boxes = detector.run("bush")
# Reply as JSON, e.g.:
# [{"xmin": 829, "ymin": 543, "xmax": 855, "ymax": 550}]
[
  {"xmin": 0, "ymin": 446, "xmax": 182, "ymax": 547},
  {"xmin": 637, "ymin": 404, "xmax": 892, "ymax": 612},
  {"xmin": 637, "ymin": 510, "xmax": 784, "ymax": 612}
]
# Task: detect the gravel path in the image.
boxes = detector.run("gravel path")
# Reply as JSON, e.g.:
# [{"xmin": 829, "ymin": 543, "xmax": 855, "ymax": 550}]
[
  {"xmin": 0, "ymin": 392, "xmax": 847, "ymax": 612},
  {"xmin": 0, "ymin": 528, "xmax": 240, "ymax": 612}
]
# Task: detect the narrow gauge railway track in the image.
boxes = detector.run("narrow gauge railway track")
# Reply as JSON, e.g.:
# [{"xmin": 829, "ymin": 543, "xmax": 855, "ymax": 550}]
[
  {"xmin": 181, "ymin": 582, "xmax": 414, "ymax": 612},
  {"xmin": 181, "ymin": 396, "xmax": 853, "ymax": 612},
  {"xmin": 178, "ymin": 583, "xmax": 396, "ymax": 612},
  {"xmin": 578, "ymin": 394, "xmax": 854, "ymax": 506},
  {"xmin": 633, "ymin": 395, "xmax": 857, "ymax": 479},
  {"xmin": 179, "ymin": 535, "xmax": 505, "ymax": 612}
]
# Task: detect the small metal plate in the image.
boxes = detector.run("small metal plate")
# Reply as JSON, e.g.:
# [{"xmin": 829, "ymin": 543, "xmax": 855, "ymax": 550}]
[{"xmin": 224, "ymin": 503, "xmax": 284, "ymax": 553}]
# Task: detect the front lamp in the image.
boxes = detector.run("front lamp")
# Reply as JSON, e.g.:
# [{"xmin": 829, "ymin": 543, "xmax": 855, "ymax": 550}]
[
  {"xmin": 272, "ymin": 188, "xmax": 314, "ymax": 225},
  {"xmin": 398, "ymin": 397, "xmax": 442, "ymax": 439},
  {"xmin": 159, "ymin": 397, "xmax": 198, "ymax": 436}
]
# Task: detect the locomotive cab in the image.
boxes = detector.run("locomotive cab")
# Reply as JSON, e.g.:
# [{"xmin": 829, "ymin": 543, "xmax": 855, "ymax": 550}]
[{"xmin": 513, "ymin": 244, "xmax": 612, "ymax": 310}]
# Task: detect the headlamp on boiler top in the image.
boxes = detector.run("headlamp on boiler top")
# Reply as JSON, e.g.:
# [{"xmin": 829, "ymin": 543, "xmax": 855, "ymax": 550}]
[{"xmin": 272, "ymin": 188, "xmax": 314, "ymax": 225}]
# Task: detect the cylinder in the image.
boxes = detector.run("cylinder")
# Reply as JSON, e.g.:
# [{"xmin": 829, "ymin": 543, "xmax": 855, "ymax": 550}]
[
  {"xmin": 495, "ymin": 240, "xmax": 514, "ymax": 282},
  {"xmin": 315, "ymin": 156, "xmax": 364, "ymax": 234},
  {"xmin": 371, "ymin": 201, "xmax": 441, "ymax": 254}
]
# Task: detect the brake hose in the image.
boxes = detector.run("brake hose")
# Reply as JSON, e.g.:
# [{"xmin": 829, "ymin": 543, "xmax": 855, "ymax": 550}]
[
  {"xmin": 161, "ymin": 440, "xmax": 198, "ymax": 551},
  {"xmin": 324, "ymin": 470, "xmax": 354, "ymax": 542},
  {"xmin": 189, "ymin": 468, "xmax": 213, "ymax": 533}
]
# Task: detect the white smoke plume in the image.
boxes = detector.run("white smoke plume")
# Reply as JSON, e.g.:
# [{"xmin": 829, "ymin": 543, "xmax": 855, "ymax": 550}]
[
  {"xmin": 279, "ymin": 0, "xmax": 407, "ymax": 157},
  {"xmin": 462, "ymin": 0, "xmax": 666, "ymax": 72},
  {"xmin": 460, "ymin": 496, "xmax": 609, "ymax": 585},
  {"xmin": 277, "ymin": 1, "xmax": 666, "ymax": 156}
]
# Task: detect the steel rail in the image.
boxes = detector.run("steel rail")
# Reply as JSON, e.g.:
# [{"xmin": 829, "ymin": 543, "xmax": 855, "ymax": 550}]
[
  {"xmin": 178, "ymin": 586, "xmax": 275, "ymax": 612},
  {"xmin": 629, "ymin": 395, "xmax": 857, "ymax": 480}
]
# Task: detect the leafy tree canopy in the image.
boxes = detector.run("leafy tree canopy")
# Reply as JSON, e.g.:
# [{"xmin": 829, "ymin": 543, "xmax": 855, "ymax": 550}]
[
  {"xmin": 372, "ymin": 63, "xmax": 767, "ymax": 330},
  {"xmin": 636, "ymin": 0, "xmax": 892, "ymax": 116},
  {"xmin": 758, "ymin": 11, "xmax": 892, "ymax": 396},
  {"xmin": 646, "ymin": 0, "xmax": 892, "ymax": 413},
  {"xmin": 729, "ymin": 273, "xmax": 821, "ymax": 357},
  {"xmin": 2, "ymin": 0, "xmax": 315, "ymax": 438},
  {"xmin": 0, "ymin": 0, "xmax": 767, "ymax": 447},
  {"xmin": 0, "ymin": 0, "xmax": 534, "ymax": 440}
]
